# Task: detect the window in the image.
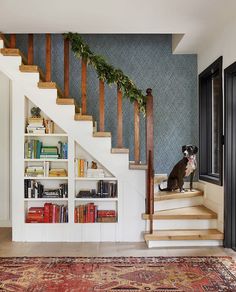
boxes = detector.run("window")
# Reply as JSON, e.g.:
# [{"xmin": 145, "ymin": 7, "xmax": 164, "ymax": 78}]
[{"xmin": 199, "ymin": 57, "xmax": 223, "ymax": 185}]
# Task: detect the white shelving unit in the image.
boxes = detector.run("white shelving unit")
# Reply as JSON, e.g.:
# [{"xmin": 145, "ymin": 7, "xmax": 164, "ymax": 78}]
[{"xmin": 19, "ymin": 98, "xmax": 119, "ymax": 241}]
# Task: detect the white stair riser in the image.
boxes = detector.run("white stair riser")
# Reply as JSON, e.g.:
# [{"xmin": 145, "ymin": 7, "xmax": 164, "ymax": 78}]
[
  {"xmin": 0, "ymin": 40, "xmax": 4, "ymax": 49},
  {"xmin": 147, "ymin": 240, "xmax": 223, "ymax": 248},
  {"xmin": 0, "ymin": 55, "xmax": 22, "ymax": 68},
  {"xmin": 155, "ymin": 196, "xmax": 203, "ymax": 211},
  {"xmin": 145, "ymin": 219, "xmax": 217, "ymax": 230}
]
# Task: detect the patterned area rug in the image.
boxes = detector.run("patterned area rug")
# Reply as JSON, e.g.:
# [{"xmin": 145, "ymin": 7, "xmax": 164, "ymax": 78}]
[{"xmin": 0, "ymin": 256, "xmax": 236, "ymax": 291}]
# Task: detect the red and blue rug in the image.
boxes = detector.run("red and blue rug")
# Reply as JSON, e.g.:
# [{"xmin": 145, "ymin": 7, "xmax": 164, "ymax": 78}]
[{"xmin": 0, "ymin": 256, "xmax": 236, "ymax": 291}]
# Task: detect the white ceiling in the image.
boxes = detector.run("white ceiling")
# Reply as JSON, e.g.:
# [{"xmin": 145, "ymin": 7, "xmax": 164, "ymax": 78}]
[{"xmin": 0, "ymin": 0, "xmax": 235, "ymax": 53}]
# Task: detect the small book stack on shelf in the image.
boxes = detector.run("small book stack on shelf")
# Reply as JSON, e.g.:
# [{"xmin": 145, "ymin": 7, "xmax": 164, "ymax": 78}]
[
  {"xmin": 74, "ymin": 204, "xmax": 117, "ymax": 223},
  {"xmin": 87, "ymin": 168, "xmax": 104, "ymax": 178},
  {"xmin": 26, "ymin": 203, "xmax": 68, "ymax": 223},
  {"xmin": 24, "ymin": 141, "xmax": 68, "ymax": 159},
  {"xmin": 49, "ymin": 168, "xmax": 67, "ymax": 177},
  {"xmin": 24, "ymin": 180, "xmax": 68, "ymax": 198},
  {"xmin": 27, "ymin": 117, "xmax": 45, "ymax": 134},
  {"xmin": 25, "ymin": 166, "xmax": 44, "ymax": 177}
]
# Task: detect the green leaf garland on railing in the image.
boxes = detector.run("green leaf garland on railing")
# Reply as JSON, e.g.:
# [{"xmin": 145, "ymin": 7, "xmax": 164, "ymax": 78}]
[{"xmin": 64, "ymin": 33, "xmax": 146, "ymax": 114}]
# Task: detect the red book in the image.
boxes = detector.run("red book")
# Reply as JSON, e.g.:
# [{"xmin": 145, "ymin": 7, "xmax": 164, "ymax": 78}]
[
  {"xmin": 29, "ymin": 207, "xmax": 44, "ymax": 214},
  {"xmin": 56, "ymin": 205, "xmax": 60, "ymax": 223},
  {"xmin": 74, "ymin": 208, "xmax": 78, "ymax": 223},
  {"xmin": 44, "ymin": 203, "xmax": 52, "ymax": 223},
  {"xmin": 52, "ymin": 204, "xmax": 57, "ymax": 223},
  {"xmin": 49, "ymin": 204, "xmax": 53, "ymax": 223},
  {"xmin": 97, "ymin": 210, "xmax": 116, "ymax": 217}
]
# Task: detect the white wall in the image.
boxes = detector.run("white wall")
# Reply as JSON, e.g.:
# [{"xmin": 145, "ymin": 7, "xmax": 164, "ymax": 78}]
[
  {"xmin": 0, "ymin": 71, "xmax": 11, "ymax": 227},
  {"xmin": 197, "ymin": 18, "xmax": 236, "ymax": 233}
]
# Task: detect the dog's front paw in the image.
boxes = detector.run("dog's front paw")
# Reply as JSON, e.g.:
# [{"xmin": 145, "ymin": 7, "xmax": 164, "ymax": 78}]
[
  {"xmin": 190, "ymin": 189, "xmax": 195, "ymax": 192},
  {"xmin": 180, "ymin": 189, "xmax": 185, "ymax": 193}
]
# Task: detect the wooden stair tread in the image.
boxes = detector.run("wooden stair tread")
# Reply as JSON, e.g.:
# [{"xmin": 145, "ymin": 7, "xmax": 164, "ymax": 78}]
[
  {"xmin": 74, "ymin": 114, "xmax": 92, "ymax": 121},
  {"xmin": 56, "ymin": 98, "xmax": 74, "ymax": 105},
  {"xmin": 111, "ymin": 148, "xmax": 129, "ymax": 154},
  {"xmin": 38, "ymin": 82, "xmax": 57, "ymax": 89},
  {"xmin": 155, "ymin": 189, "xmax": 203, "ymax": 201},
  {"xmin": 19, "ymin": 65, "xmax": 39, "ymax": 73},
  {"xmin": 0, "ymin": 48, "xmax": 20, "ymax": 56},
  {"xmin": 129, "ymin": 163, "xmax": 148, "ymax": 170},
  {"xmin": 144, "ymin": 229, "xmax": 224, "ymax": 241},
  {"xmin": 93, "ymin": 132, "xmax": 111, "ymax": 137},
  {"xmin": 142, "ymin": 205, "xmax": 217, "ymax": 220}
]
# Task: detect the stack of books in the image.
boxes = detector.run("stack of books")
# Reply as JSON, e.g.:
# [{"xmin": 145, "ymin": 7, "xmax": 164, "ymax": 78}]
[
  {"xmin": 74, "ymin": 205, "xmax": 117, "ymax": 223},
  {"xmin": 26, "ymin": 207, "xmax": 44, "ymax": 223},
  {"xmin": 25, "ymin": 166, "xmax": 44, "ymax": 177},
  {"xmin": 49, "ymin": 168, "xmax": 67, "ymax": 177},
  {"xmin": 97, "ymin": 181, "xmax": 117, "ymax": 197},
  {"xmin": 40, "ymin": 146, "xmax": 58, "ymax": 159},
  {"xmin": 87, "ymin": 168, "xmax": 104, "ymax": 178},
  {"xmin": 58, "ymin": 142, "xmax": 68, "ymax": 159},
  {"xmin": 43, "ymin": 203, "xmax": 68, "ymax": 223},
  {"xmin": 77, "ymin": 159, "xmax": 88, "ymax": 177},
  {"xmin": 97, "ymin": 210, "xmax": 117, "ymax": 222},
  {"xmin": 27, "ymin": 117, "xmax": 45, "ymax": 134}
]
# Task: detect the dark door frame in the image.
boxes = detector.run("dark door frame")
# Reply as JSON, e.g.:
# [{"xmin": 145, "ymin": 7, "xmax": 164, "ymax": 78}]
[{"xmin": 224, "ymin": 62, "xmax": 236, "ymax": 249}]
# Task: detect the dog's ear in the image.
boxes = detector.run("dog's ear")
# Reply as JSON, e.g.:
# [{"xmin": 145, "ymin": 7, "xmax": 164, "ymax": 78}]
[
  {"xmin": 182, "ymin": 145, "xmax": 187, "ymax": 153},
  {"xmin": 193, "ymin": 146, "xmax": 198, "ymax": 154}
]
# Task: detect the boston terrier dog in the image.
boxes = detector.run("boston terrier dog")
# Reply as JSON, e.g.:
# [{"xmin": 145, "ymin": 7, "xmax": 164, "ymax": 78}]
[{"xmin": 159, "ymin": 145, "xmax": 198, "ymax": 193}]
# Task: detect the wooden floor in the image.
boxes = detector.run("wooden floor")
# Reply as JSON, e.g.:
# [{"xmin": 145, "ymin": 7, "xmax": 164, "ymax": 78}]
[{"xmin": 0, "ymin": 228, "xmax": 236, "ymax": 258}]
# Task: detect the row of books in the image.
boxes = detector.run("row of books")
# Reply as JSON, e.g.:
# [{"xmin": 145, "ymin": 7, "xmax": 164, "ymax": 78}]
[
  {"xmin": 25, "ymin": 165, "xmax": 67, "ymax": 178},
  {"xmin": 74, "ymin": 203, "xmax": 117, "ymax": 223},
  {"xmin": 24, "ymin": 140, "xmax": 68, "ymax": 159},
  {"xmin": 26, "ymin": 204, "xmax": 68, "ymax": 223},
  {"xmin": 24, "ymin": 180, "xmax": 68, "ymax": 198},
  {"xmin": 26, "ymin": 117, "xmax": 54, "ymax": 134},
  {"xmin": 76, "ymin": 181, "xmax": 117, "ymax": 198}
]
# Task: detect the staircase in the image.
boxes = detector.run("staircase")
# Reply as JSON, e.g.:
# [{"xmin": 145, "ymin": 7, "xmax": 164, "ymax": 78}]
[
  {"xmin": 0, "ymin": 34, "xmax": 224, "ymax": 246},
  {"xmin": 143, "ymin": 188, "xmax": 223, "ymax": 248}
]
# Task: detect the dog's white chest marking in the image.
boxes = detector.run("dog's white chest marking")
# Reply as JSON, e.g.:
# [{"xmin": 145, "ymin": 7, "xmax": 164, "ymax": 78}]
[{"xmin": 185, "ymin": 156, "xmax": 196, "ymax": 177}]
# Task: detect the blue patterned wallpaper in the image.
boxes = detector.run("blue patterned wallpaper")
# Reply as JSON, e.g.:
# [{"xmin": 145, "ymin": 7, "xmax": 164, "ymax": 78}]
[{"xmin": 15, "ymin": 34, "xmax": 198, "ymax": 174}]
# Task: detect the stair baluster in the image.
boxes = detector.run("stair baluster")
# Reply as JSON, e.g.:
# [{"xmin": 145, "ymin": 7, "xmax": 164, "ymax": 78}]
[
  {"xmin": 99, "ymin": 79, "xmax": 105, "ymax": 132},
  {"xmin": 10, "ymin": 34, "xmax": 16, "ymax": 48},
  {"xmin": 28, "ymin": 34, "xmax": 34, "ymax": 65},
  {"xmin": 117, "ymin": 87, "xmax": 123, "ymax": 148},
  {"xmin": 148, "ymin": 150, "xmax": 154, "ymax": 234},
  {"xmin": 64, "ymin": 38, "xmax": 70, "ymax": 97},
  {"xmin": 45, "ymin": 33, "xmax": 51, "ymax": 82},
  {"xmin": 81, "ymin": 57, "xmax": 87, "ymax": 114}
]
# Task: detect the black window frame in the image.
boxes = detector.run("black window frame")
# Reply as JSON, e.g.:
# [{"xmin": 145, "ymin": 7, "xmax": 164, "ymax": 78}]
[{"xmin": 199, "ymin": 56, "xmax": 223, "ymax": 186}]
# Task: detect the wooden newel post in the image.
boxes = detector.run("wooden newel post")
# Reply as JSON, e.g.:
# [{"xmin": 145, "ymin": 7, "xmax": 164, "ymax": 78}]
[
  {"xmin": 99, "ymin": 80, "xmax": 105, "ymax": 132},
  {"xmin": 64, "ymin": 38, "xmax": 70, "ymax": 97},
  {"xmin": 117, "ymin": 87, "xmax": 123, "ymax": 148},
  {"xmin": 146, "ymin": 88, "xmax": 154, "ymax": 214},
  {"xmin": 28, "ymin": 34, "xmax": 34, "ymax": 65},
  {"xmin": 45, "ymin": 34, "xmax": 51, "ymax": 82},
  {"xmin": 81, "ymin": 57, "xmax": 87, "ymax": 114}
]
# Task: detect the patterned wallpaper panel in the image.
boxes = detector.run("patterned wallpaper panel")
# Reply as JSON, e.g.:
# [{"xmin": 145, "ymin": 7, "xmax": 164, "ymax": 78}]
[{"xmin": 15, "ymin": 34, "xmax": 198, "ymax": 175}]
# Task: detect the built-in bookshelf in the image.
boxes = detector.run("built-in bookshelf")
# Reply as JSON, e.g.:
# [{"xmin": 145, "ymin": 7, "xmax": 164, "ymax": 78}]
[{"xmin": 22, "ymin": 98, "xmax": 118, "ymax": 231}]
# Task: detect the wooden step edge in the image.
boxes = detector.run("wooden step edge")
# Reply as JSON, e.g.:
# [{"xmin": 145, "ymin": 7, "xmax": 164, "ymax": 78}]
[
  {"xmin": 56, "ymin": 98, "xmax": 75, "ymax": 105},
  {"xmin": 74, "ymin": 114, "xmax": 93, "ymax": 121},
  {"xmin": 38, "ymin": 82, "xmax": 57, "ymax": 89},
  {"xmin": 142, "ymin": 212, "xmax": 217, "ymax": 220},
  {"xmin": 111, "ymin": 148, "xmax": 129, "ymax": 154},
  {"xmin": 19, "ymin": 65, "xmax": 39, "ymax": 73},
  {"xmin": 144, "ymin": 229, "xmax": 224, "ymax": 241},
  {"xmin": 93, "ymin": 132, "xmax": 111, "ymax": 137},
  {"xmin": 154, "ymin": 190, "xmax": 204, "ymax": 201},
  {"xmin": 0, "ymin": 48, "xmax": 20, "ymax": 56},
  {"xmin": 129, "ymin": 162, "xmax": 148, "ymax": 170}
]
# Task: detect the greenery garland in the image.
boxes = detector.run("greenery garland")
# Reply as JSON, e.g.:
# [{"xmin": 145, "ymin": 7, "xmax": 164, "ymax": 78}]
[{"xmin": 64, "ymin": 33, "xmax": 146, "ymax": 114}]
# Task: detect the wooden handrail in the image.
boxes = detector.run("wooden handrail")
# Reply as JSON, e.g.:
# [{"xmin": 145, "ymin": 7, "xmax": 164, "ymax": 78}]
[
  {"xmin": 146, "ymin": 88, "xmax": 154, "ymax": 214},
  {"xmin": 45, "ymin": 34, "xmax": 51, "ymax": 82},
  {"xmin": 28, "ymin": 34, "xmax": 34, "ymax": 65},
  {"xmin": 99, "ymin": 80, "xmax": 105, "ymax": 132},
  {"xmin": 10, "ymin": 34, "xmax": 16, "ymax": 48},
  {"xmin": 64, "ymin": 38, "xmax": 70, "ymax": 97},
  {"xmin": 117, "ymin": 87, "xmax": 123, "ymax": 148},
  {"xmin": 134, "ymin": 100, "xmax": 140, "ymax": 163},
  {"xmin": 81, "ymin": 57, "xmax": 87, "ymax": 114}
]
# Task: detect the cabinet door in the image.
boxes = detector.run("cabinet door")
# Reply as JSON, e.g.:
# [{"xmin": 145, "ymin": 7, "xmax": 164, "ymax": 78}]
[{"xmin": 0, "ymin": 72, "xmax": 10, "ymax": 226}]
